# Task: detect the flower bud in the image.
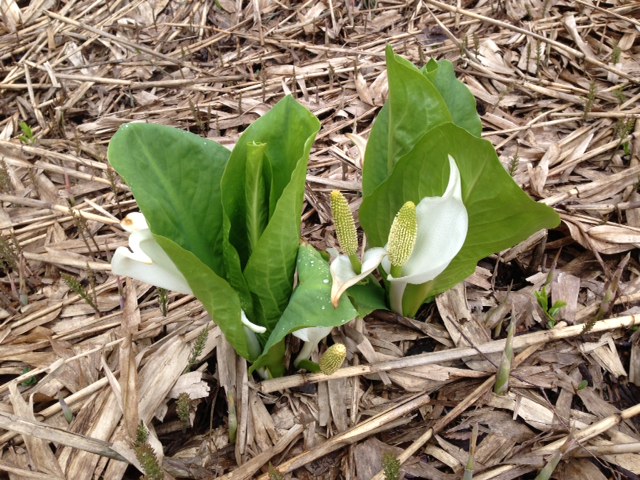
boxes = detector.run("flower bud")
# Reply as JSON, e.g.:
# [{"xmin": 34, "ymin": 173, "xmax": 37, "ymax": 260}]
[
  {"xmin": 330, "ymin": 191, "xmax": 358, "ymax": 257},
  {"xmin": 387, "ymin": 201, "xmax": 417, "ymax": 269},
  {"xmin": 319, "ymin": 343, "xmax": 347, "ymax": 375}
]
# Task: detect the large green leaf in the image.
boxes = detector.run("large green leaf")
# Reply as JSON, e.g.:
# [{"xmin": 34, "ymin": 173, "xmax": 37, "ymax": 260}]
[
  {"xmin": 360, "ymin": 123, "xmax": 560, "ymax": 315},
  {"xmin": 422, "ymin": 59, "xmax": 482, "ymax": 137},
  {"xmin": 154, "ymin": 236, "xmax": 252, "ymax": 360},
  {"xmin": 362, "ymin": 46, "xmax": 452, "ymax": 196},
  {"xmin": 221, "ymin": 96, "xmax": 321, "ymax": 330},
  {"xmin": 251, "ymin": 244, "xmax": 358, "ymax": 374},
  {"xmin": 108, "ymin": 123, "xmax": 230, "ymax": 277}
]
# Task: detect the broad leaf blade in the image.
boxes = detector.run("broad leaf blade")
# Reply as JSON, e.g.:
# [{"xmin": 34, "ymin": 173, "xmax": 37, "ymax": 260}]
[
  {"xmin": 362, "ymin": 46, "xmax": 452, "ymax": 196},
  {"xmin": 346, "ymin": 277, "xmax": 387, "ymax": 318},
  {"xmin": 221, "ymin": 96, "xmax": 320, "ymax": 330},
  {"xmin": 222, "ymin": 96, "xmax": 319, "ymax": 266},
  {"xmin": 423, "ymin": 59, "xmax": 482, "ymax": 137},
  {"xmin": 108, "ymin": 123, "xmax": 230, "ymax": 276},
  {"xmin": 251, "ymin": 244, "xmax": 358, "ymax": 374},
  {"xmin": 154, "ymin": 236, "xmax": 251, "ymax": 359}
]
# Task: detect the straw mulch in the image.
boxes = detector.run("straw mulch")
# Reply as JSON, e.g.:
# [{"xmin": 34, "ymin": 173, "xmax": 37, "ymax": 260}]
[{"xmin": 1, "ymin": 1, "xmax": 640, "ymax": 479}]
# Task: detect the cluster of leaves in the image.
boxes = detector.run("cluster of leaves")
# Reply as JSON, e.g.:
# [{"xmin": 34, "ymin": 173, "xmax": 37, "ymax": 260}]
[
  {"xmin": 358, "ymin": 47, "xmax": 560, "ymax": 316},
  {"xmin": 109, "ymin": 98, "xmax": 357, "ymax": 376},
  {"xmin": 108, "ymin": 46, "xmax": 560, "ymax": 376},
  {"xmin": 534, "ymin": 284, "xmax": 567, "ymax": 328}
]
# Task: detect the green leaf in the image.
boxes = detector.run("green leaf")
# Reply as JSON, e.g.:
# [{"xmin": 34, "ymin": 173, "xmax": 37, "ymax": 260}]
[
  {"xmin": 360, "ymin": 123, "xmax": 560, "ymax": 316},
  {"xmin": 154, "ymin": 235, "xmax": 252, "ymax": 360},
  {"xmin": 108, "ymin": 123, "xmax": 230, "ymax": 277},
  {"xmin": 251, "ymin": 244, "xmax": 358, "ymax": 374},
  {"xmin": 423, "ymin": 59, "xmax": 482, "ymax": 137},
  {"xmin": 221, "ymin": 96, "xmax": 321, "ymax": 330},
  {"xmin": 245, "ymin": 142, "xmax": 269, "ymax": 253},
  {"xmin": 346, "ymin": 277, "xmax": 387, "ymax": 317},
  {"xmin": 362, "ymin": 46, "xmax": 452, "ymax": 196}
]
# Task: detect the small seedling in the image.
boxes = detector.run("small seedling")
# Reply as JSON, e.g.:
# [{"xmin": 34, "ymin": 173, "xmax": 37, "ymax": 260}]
[
  {"xmin": 20, "ymin": 368, "xmax": 39, "ymax": 388},
  {"xmin": 613, "ymin": 86, "xmax": 626, "ymax": 105},
  {"xmin": 186, "ymin": 327, "xmax": 209, "ymax": 372},
  {"xmin": 615, "ymin": 118, "xmax": 633, "ymax": 157},
  {"xmin": 463, "ymin": 423, "xmax": 479, "ymax": 480},
  {"xmin": 176, "ymin": 392, "xmax": 191, "ymax": 430},
  {"xmin": 534, "ymin": 285, "xmax": 566, "ymax": 328},
  {"xmin": 157, "ymin": 288, "xmax": 169, "ymax": 317},
  {"xmin": 58, "ymin": 392, "xmax": 74, "ymax": 423},
  {"xmin": 63, "ymin": 274, "xmax": 100, "ymax": 317},
  {"xmin": 534, "ymin": 450, "xmax": 562, "ymax": 480},
  {"xmin": 18, "ymin": 121, "xmax": 35, "ymax": 145},
  {"xmin": 583, "ymin": 80, "xmax": 597, "ymax": 119},
  {"xmin": 227, "ymin": 391, "xmax": 237, "ymax": 444},
  {"xmin": 494, "ymin": 318, "xmax": 516, "ymax": 395},
  {"xmin": 508, "ymin": 151, "xmax": 520, "ymax": 177},
  {"xmin": 611, "ymin": 44, "xmax": 622, "ymax": 64},
  {"xmin": 0, "ymin": 233, "xmax": 18, "ymax": 272},
  {"xmin": 0, "ymin": 159, "xmax": 11, "ymax": 193},
  {"xmin": 268, "ymin": 464, "xmax": 284, "ymax": 480},
  {"xmin": 383, "ymin": 452, "xmax": 401, "ymax": 480},
  {"xmin": 133, "ymin": 422, "xmax": 163, "ymax": 480}
]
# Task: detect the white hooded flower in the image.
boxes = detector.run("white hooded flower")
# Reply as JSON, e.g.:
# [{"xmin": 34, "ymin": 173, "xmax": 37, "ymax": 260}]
[
  {"xmin": 382, "ymin": 155, "xmax": 468, "ymax": 313},
  {"xmin": 292, "ymin": 326, "xmax": 333, "ymax": 366},
  {"xmin": 330, "ymin": 155, "xmax": 468, "ymax": 314},
  {"xmin": 111, "ymin": 212, "xmax": 192, "ymax": 294}
]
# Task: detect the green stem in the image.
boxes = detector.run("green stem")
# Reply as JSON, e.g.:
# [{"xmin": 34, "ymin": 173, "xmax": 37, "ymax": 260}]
[
  {"xmin": 390, "ymin": 264, "xmax": 403, "ymax": 278},
  {"xmin": 348, "ymin": 253, "xmax": 362, "ymax": 273},
  {"xmin": 244, "ymin": 326, "xmax": 263, "ymax": 361},
  {"xmin": 294, "ymin": 340, "xmax": 319, "ymax": 367},
  {"xmin": 401, "ymin": 281, "xmax": 435, "ymax": 318}
]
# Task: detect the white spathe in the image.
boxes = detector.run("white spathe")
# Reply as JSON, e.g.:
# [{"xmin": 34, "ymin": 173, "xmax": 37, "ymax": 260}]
[
  {"xmin": 292, "ymin": 326, "xmax": 333, "ymax": 366},
  {"xmin": 111, "ymin": 212, "xmax": 192, "ymax": 294},
  {"xmin": 329, "ymin": 247, "xmax": 386, "ymax": 307},
  {"xmin": 329, "ymin": 155, "xmax": 468, "ymax": 314},
  {"xmin": 382, "ymin": 155, "xmax": 468, "ymax": 312},
  {"xmin": 241, "ymin": 310, "xmax": 267, "ymax": 334}
]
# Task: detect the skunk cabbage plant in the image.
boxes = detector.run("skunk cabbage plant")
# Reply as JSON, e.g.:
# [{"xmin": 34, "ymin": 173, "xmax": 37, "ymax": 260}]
[
  {"xmin": 108, "ymin": 97, "xmax": 357, "ymax": 377},
  {"xmin": 333, "ymin": 47, "xmax": 560, "ymax": 317},
  {"xmin": 108, "ymin": 47, "xmax": 560, "ymax": 377}
]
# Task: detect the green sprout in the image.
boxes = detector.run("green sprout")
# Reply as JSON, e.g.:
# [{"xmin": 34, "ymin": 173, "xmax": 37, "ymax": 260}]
[
  {"xmin": 176, "ymin": 392, "xmax": 191, "ymax": 430},
  {"xmin": 20, "ymin": 367, "xmax": 39, "ymax": 388},
  {"xmin": 0, "ymin": 233, "xmax": 18, "ymax": 272},
  {"xmin": 534, "ymin": 284, "xmax": 566, "ymax": 328},
  {"xmin": 615, "ymin": 118, "xmax": 634, "ymax": 157},
  {"xmin": 463, "ymin": 423, "xmax": 479, "ymax": 480},
  {"xmin": 268, "ymin": 464, "xmax": 284, "ymax": 480},
  {"xmin": 508, "ymin": 150, "xmax": 520, "ymax": 177},
  {"xmin": 0, "ymin": 159, "xmax": 11, "ymax": 193},
  {"xmin": 133, "ymin": 422, "xmax": 163, "ymax": 480},
  {"xmin": 157, "ymin": 288, "xmax": 169, "ymax": 317},
  {"xmin": 583, "ymin": 80, "xmax": 597, "ymax": 119},
  {"xmin": 611, "ymin": 44, "xmax": 621, "ymax": 64},
  {"xmin": 62, "ymin": 273, "xmax": 100, "ymax": 317},
  {"xmin": 186, "ymin": 327, "xmax": 209, "ymax": 372},
  {"xmin": 383, "ymin": 452, "xmax": 401, "ymax": 480},
  {"xmin": 18, "ymin": 121, "xmax": 35, "ymax": 145},
  {"xmin": 613, "ymin": 86, "xmax": 626, "ymax": 105},
  {"xmin": 494, "ymin": 318, "xmax": 516, "ymax": 395}
]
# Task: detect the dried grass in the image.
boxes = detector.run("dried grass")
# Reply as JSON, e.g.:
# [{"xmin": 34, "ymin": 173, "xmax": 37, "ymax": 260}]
[{"xmin": 1, "ymin": 1, "xmax": 640, "ymax": 479}]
